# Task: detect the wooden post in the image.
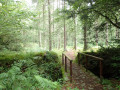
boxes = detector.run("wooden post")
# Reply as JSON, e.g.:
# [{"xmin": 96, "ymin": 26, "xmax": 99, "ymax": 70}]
[
  {"xmin": 78, "ymin": 53, "xmax": 80, "ymax": 66},
  {"xmin": 62, "ymin": 54, "xmax": 64, "ymax": 65},
  {"xmin": 65, "ymin": 56, "xmax": 67, "ymax": 72},
  {"xmin": 70, "ymin": 60, "xmax": 72, "ymax": 83},
  {"xmin": 85, "ymin": 56, "xmax": 88, "ymax": 72},
  {"xmin": 100, "ymin": 60, "xmax": 103, "ymax": 83}
]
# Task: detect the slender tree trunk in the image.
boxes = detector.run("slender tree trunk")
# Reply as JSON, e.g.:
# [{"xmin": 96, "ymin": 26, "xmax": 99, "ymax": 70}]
[
  {"xmin": 58, "ymin": 35, "xmax": 61, "ymax": 49},
  {"xmin": 57, "ymin": 0, "xmax": 58, "ymax": 9},
  {"xmin": 22, "ymin": 29, "xmax": 26, "ymax": 47},
  {"xmin": 43, "ymin": 2, "xmax": 46, "ymax": 49},
  {"xmin": 52, "ymin": 0, "xmax": 55, "ymax": 48},
  {"xmin": 74, "ymin": 14, "xmax": 77, "ymax": 50},
  {"xmin": 38, "ymin": 13, "xmax": 41, "ymax": 47},
  {"xmin": 48, "ymin": 0, "xmax": 52, "ymax": 51},
  {"xmin": 38, "ymin": 30, "xmax": 41, "ymax": 47},
  {"xmin": 116, "ymin": 28, "xmax": 119, "ymax": 39},
  {"xmin": 105, "ymin": 23, "xmax": 108, "ymax": 46},
  {"xmin": 83, "ymin": 25, "xmax": 87, "ymax": 51},
  {"xmin": 118, "ymin": 30, "xmax": 120, "ymax": 38},
  {"xmin": 64, "ymin": 0, "xmax": 66, "ymax": 51},
  {"xmin": 95, "ymin": 30, "xmax": 98, "ymax": 46},
  {"xmin": 59, "ymin": 0, "xmax": 60, "ymax": 8}
]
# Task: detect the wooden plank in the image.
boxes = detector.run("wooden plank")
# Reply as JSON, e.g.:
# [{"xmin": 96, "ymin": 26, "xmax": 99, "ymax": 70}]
[{"xmin": 63, "ymin": 52, "xmax": 74, "ymax": 61}]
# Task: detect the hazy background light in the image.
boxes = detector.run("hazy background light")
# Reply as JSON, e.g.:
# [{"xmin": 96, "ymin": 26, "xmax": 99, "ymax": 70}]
[
  {"xmin": 14, "ymin": 0, "xmax": 37, "ymax": 9},
  {"xmin": 14, "ymin": 0, "xmax": 67, "ymax": 11},
  {"xmin": 0, "ymin": 3, "xmax": 2, "ymax": 7}
]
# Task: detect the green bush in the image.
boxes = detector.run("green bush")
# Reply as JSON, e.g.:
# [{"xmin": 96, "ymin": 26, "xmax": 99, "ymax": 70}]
[
  {"xmin": 78, "ymin": 46, "xmax": 120, "ymax": 79},
  {"xmin": 0, "ymin": 51, "xmax": 36, "ymax": 71},
  {"xmin": 0, "ymin": 51, "xmax": 63, "ymax": 89},
  {"xmin": 33, "ymin": 51, "xmax": 59, "ymax": 66},
  {"xmin": 0, "ymin": 60, "xmax": 61, "ymax": 90},
  {"xmin": 44, "ymin": 51, "xmax": 59, "ymax": 63},
  {"xmin": 40, "ymin": 62, "xmax": 63, "ymax": 81}
]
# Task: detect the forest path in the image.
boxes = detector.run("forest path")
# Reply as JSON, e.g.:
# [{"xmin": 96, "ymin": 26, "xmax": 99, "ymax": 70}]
[{"xmin": 62, "ymin": 50, "xmax": 103, "ymax": 90}]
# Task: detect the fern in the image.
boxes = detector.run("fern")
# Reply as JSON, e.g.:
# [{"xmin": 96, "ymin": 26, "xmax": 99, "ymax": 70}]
[
  {"xmin": 0, "ymin": 59, "xmax": 61, "ymax": 90},
  {"xmin": 35, "ymin": 75, "xmax": 60, "ymax": 90}
]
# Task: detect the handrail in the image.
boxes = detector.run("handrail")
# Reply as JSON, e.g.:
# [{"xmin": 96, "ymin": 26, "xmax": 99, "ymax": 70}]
[
  {"xmin": 79, "ymin": 52, "xmax": 103, "ymax": 61},
  {"xmin": 63, "ymin": 52, "xmax": 73, "ymax": 61},
  {"xmin": 62, "ymin": 52, "xmax": 73, "ymax": 83},
  {"xmin": 62, "ymin": 51, "xmax": 104, "ymax": 83},
  {"xmin": 78, "ymin": 52, "xmax": 103, "ymax": 83}
]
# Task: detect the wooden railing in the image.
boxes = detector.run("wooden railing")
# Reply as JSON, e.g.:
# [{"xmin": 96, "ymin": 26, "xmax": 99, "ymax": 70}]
[
  {"xmin": 62, "ymin": 52, "xmax": 73, "ymax": 83},
  {"xmin": 62, "ymin": 52, "xmax": 103, "ymax": 83},
  {"xmin": 78, "ymin": 52, "xmax": 103, "ymax": 82}
]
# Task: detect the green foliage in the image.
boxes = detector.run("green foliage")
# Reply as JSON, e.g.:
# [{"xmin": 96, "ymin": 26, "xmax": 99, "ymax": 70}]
[
  {"xmin": 33, "ymin": 51, "xmax": 59, "ymax": 65},
  {"xmin": 44, "ymin": 51, "xmax": 59, "ymax": 63},
  {"xmin": 66, "ymin": 0, "xmax": 120, "ymax": 29},
  {"xmin": 102, "ymin": 79, "xmax": 120, "ymax": 89},
  {"xmin": 40, "ymin": 62, "xmax": 63, "ymax": 81},
  {"xmin": 102, "ymin": 79, "xmax": 112, "ymax": 85},
  {"xmin": 0, "ymin": 51, "xmax": 37, "ymax": 72},
  {"xmin": 33, "ymin": 51, "xmax": 63, "ymax": 81},
  {"xmin": 0, "ymin": 0, "xmax": 35, "ymax": 51},
  {"xmin": 68, "ymin": 87, "xmax": 80, "ymax": 90},
  {"xmin": 79, "ymin": 46, "xmax": 120, "ymax": 79},
  {"xmin": 0, "ymin": 59, "xmax": 61, "ymax": 89},
  {"xmin": 116, "ymin": 85, "xmax": 120, "ymax": 90},
  {"xmin": 0, "ymin": 51, "xmax": 63, "ymax": 89},
  {"xmin": 35, "ymin": 75, "xmax": 60, "ymax": 90},
  {"xmin": 0, "ymin": 60, "xmax": 38, "ymax": 89}
]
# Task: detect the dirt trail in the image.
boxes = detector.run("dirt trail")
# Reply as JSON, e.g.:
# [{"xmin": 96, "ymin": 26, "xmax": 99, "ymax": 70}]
[{"xmin": 62, "ymin": 50, "xmax": 103, "ymax": 90}]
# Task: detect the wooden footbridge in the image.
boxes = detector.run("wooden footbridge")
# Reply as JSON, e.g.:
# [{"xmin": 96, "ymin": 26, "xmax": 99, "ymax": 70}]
[{"xmin": 62, "ymin": 50, "xmax": 103, "ymax": 90}]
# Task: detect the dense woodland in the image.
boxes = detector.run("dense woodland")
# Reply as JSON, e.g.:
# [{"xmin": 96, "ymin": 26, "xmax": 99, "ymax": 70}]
[{"xmin": 0, "ymin": 0, "xmax": 120, "ymax": 89}]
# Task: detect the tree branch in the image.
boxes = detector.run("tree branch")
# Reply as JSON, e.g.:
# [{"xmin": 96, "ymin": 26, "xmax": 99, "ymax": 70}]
[{"xmin": 94, "ymin": 10, "xmax": 120, "ymax": 29}]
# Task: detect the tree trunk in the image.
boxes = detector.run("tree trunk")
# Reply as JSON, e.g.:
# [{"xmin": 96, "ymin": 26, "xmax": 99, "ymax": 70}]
[
  {"xmin": 58, "ymin": 35, "xmax": 61, "ymax": 49},
  {"xmin": 116, "ymin": 28, "xmax": 119, "ymax": 39},
  {"xmin": 105, "ymin": 23, "xmax": 109, "ymax": 46},
  {"xmin": 38, "ymin": 30, "xmax": 41, "ymax": 47},
  {"xmin": 48, "ymin": 0, "xmax": 52, "ymax": 51},
  {"xmin": 64, "ymin": 0, "xmax": 66, "ymax": 51},
  {"xmin": 74, "ymin": 14, "xmax": 77, "ymax": 50},
  {"xmin": 43, "ymin": 2, "xmax": 46, "ymax": 49},
  {"xmin": 38, "ymin": 12, "xmax": 41, "ymax": 47},
  {"xmin": 52, "ymin": 0, "xmax": 55, "ymax": 48},
  {"xmin": 95, "ymin": 30, "xmax": 98, "ymax": 46},
  {"xmin": 83, "ymin": 25, "xmax": 87, "ymax": 51}
]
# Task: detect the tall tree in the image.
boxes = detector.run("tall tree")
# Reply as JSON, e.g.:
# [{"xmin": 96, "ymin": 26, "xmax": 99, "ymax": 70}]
[
  {"xmin": 52, "ymin": 0, "xmax": 55, "ymax": 48},
  {"xmin": 74, "ymin": 14, "xmax": 77, "ymax": 50},
  {"xmin": 48, "ymin": 0, "xmax": 52, "ymax": 51},
  {"xmin": 63, "ymin": 0, "xmax": 66, "ymax": 51},
  {"xmin": 83, "ymin": 25, "xmax": 87, "ymax": 51},
  {"xmin": 116, "ymin": 28, "xmax": 119, "ymax": 39},
  {"xmin": 95, "ymin": 30, "xmax": 98, "ymax": 46},
  {"xmin": 42, "ymin": 1, "xmax": 46, "ymax": 48},
  {"xmin": 38, "ymin": 13, "xmax": 41, "ymax": 47},
  {"xmin": 105, "ymin": 23, "xmax": 109, "ymax": 46}
]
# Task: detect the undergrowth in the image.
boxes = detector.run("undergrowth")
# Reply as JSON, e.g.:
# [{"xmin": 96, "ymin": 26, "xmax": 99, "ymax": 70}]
[{"xmin": 0, "ymin": 51, "xmax": 63, "ymax": 89}]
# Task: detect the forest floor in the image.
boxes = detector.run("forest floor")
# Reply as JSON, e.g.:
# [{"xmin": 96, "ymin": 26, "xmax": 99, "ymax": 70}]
[{"xmin": 62, "ymin": 50, "xmax": 103, "ymax": 90}]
